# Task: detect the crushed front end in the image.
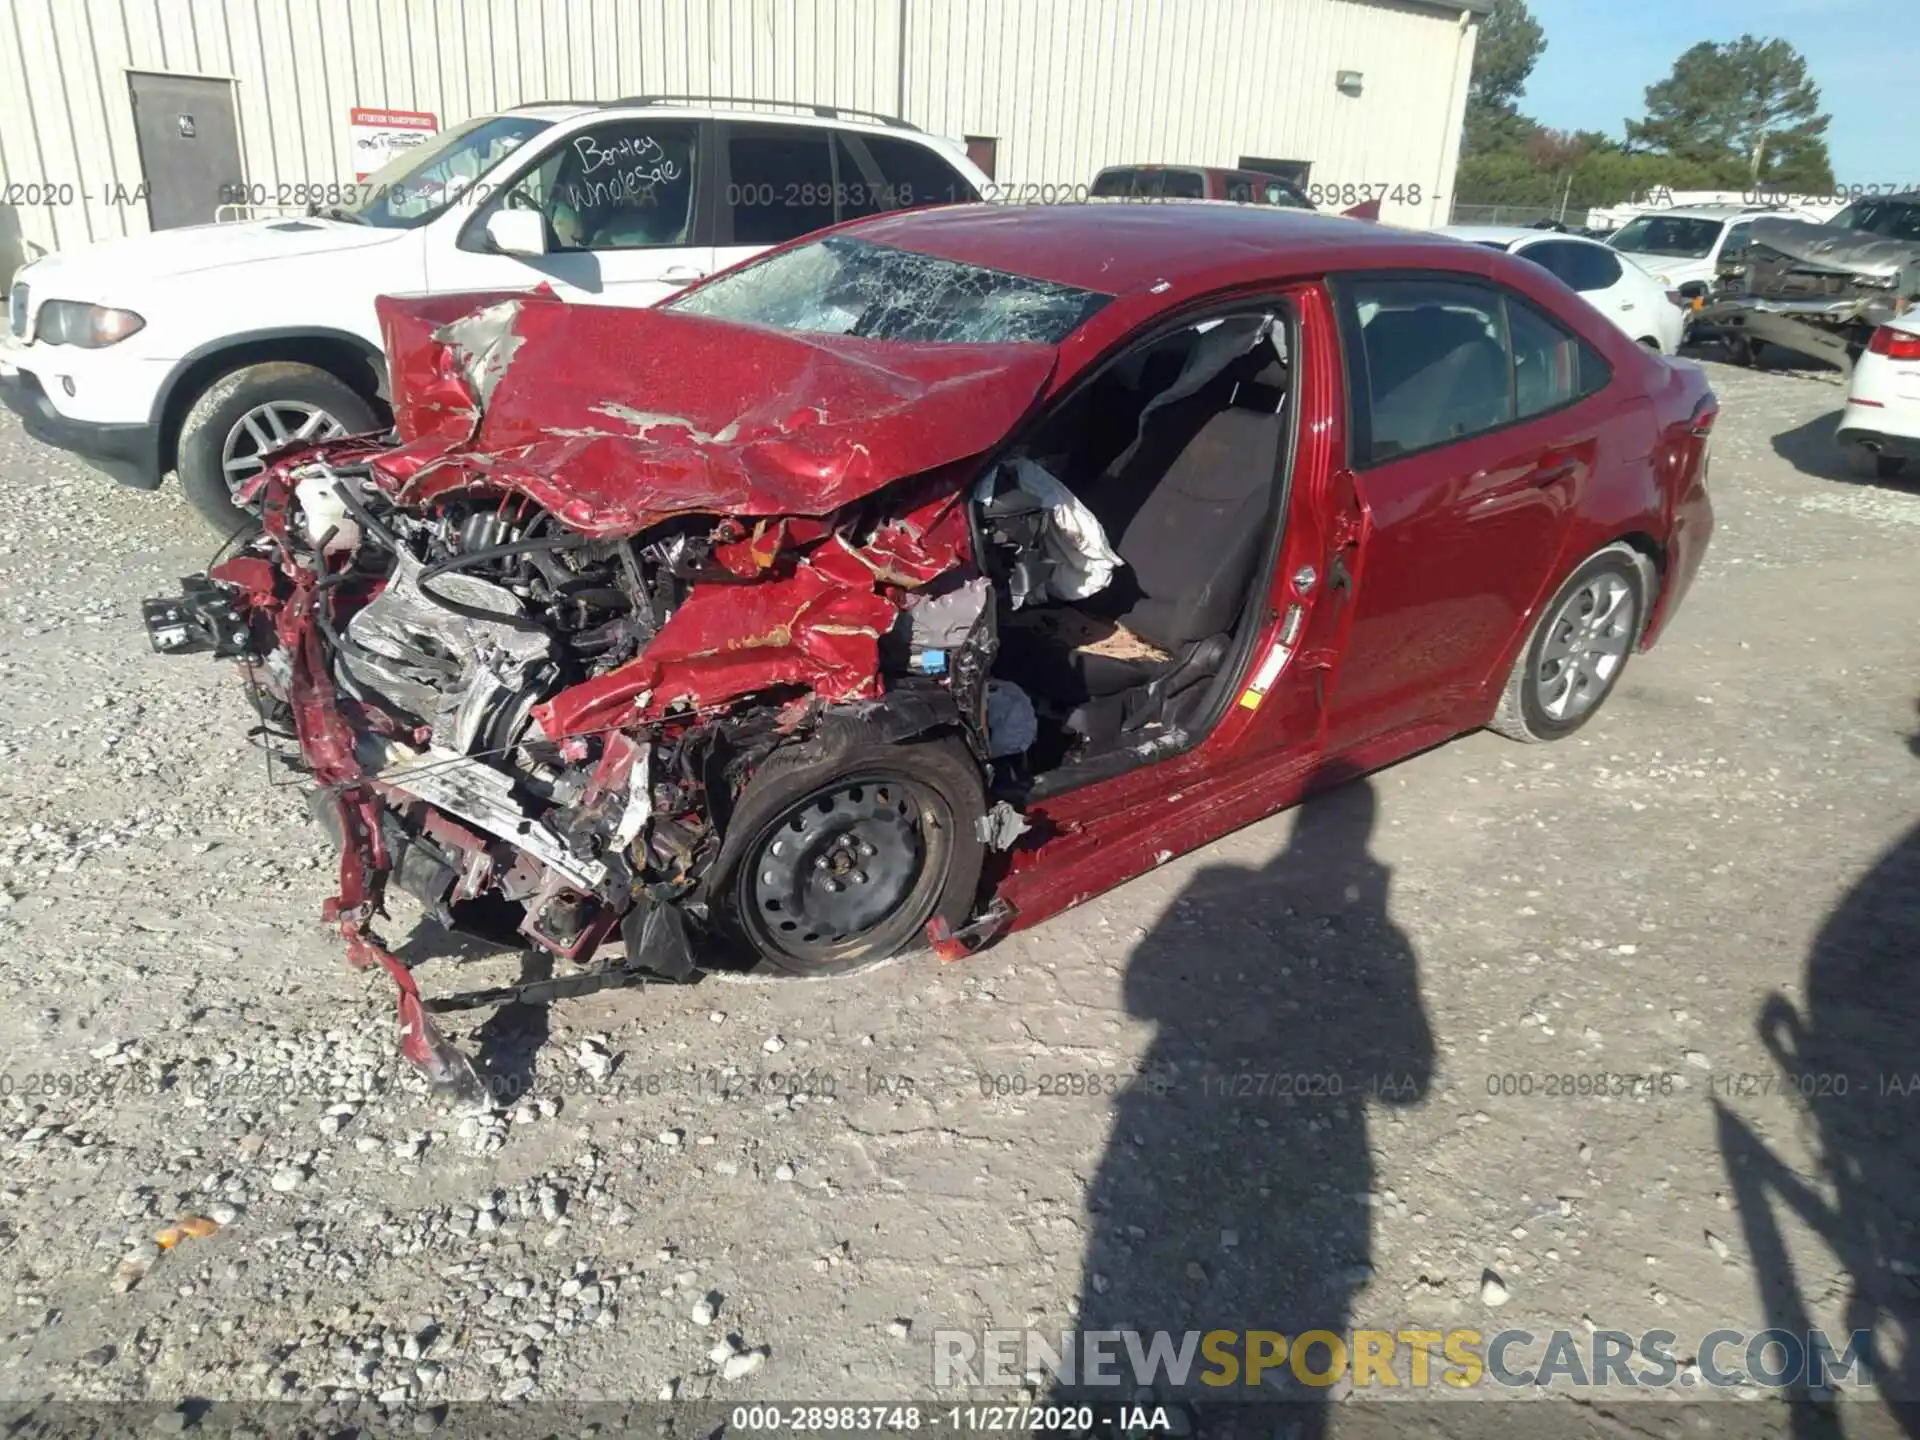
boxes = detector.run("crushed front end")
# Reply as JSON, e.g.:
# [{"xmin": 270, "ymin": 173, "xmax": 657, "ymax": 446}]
[
  {"xmin": 143, "ymin": 288, "xmax": 1055, "ymax": 1095},
  {"xmin": 1704, "ymin": 212, "xmax": 1920, "ymax": 371}
]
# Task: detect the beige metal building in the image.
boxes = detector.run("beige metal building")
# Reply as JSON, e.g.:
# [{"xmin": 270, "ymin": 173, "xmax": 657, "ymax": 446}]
[{"xmin": 0, "ymin": 0, "xmax": 1484, "ymax": 282}]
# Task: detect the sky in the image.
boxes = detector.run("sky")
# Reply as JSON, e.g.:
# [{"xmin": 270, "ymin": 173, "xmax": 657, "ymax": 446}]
[{"xmin": 1519, "ymin": 0, "xmax": 1918, "ymax": 185}]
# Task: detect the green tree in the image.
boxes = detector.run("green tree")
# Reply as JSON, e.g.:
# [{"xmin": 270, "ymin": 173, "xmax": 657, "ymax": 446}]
[
  {"xmin": 1463, "ymin": 0, "xmax": 1546, "ymax": 158},
  {"xmin": 1625, "ymin": 35, "xmax": 1833, "ymax": 187}
]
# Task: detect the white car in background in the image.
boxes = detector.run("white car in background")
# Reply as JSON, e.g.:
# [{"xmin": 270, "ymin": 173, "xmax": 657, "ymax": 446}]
[
  {"xmin": 1837, "ymin": 316, "xmax": 1920, "ymax": 480},
  {"xmin": 0, "ymin": 97, "xmax": 990, "ymax": 532},
  {"xmin": 1438, "ymin": 225, "xmax": 1689, "ymax": 353},
  {"xmin": 1604, "ymin": 203, "xmax": 1818, "ymax": 291},
  {"xmin": 1604, "ymin": 203, "xmax": 1823, "ymax": 348}
]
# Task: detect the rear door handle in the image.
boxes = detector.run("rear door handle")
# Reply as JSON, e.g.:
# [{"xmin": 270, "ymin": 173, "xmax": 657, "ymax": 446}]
[
  {"xmin": 660, "ymin": 265, "xmax": 708, "ymax": 283},
  {"xmin": 1531, "ymin": 458, "xmax": 1579, "ymax": 486}
]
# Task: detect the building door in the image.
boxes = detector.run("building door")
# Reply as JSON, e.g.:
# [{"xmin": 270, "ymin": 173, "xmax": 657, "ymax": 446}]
[{"xmin": 128, "ymin": 72, "xmax": 244, "ymax": 230}]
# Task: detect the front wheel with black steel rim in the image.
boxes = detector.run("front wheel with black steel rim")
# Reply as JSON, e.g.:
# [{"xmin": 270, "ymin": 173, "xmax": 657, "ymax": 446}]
[
  {"xmin": 712, "ymin": 733, "xmax": 987, "ymax": 977},
  {"xmin": 175, "ymin": 361, "xmax": 378, "ymax": 535},
  {"xmin": 1489, "ymin": 545, "xmax": 1649, "ymax": 744}
]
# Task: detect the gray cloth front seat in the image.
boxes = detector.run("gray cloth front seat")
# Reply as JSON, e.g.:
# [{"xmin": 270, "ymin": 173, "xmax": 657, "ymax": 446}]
[{"xmin": 1005, "ymin": 359, "xmax": 1287, "ymax": 702}]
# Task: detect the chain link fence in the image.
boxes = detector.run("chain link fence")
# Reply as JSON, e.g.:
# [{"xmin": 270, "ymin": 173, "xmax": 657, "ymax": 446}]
[{"xmin": 1448, "ymin": 201, "xmax": 1596, "ymax": 229}]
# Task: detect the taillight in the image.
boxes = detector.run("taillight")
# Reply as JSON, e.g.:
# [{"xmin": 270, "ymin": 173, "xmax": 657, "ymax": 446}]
[
  {"xmin": 1868, "ymin": 325, "xmax": 1920, "ymax": 360},
  {"xmin": 1689, "ymin": 396, "xmax": 1718, "ymax": 437}
]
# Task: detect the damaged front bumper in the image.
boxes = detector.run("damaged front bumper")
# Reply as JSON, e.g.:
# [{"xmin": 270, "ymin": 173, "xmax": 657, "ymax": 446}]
[
  {"xmin": 1707, "ymin": 220, "xmax": 1920, "ymax": 371},
  {"xmin": 139, "ymin": 287, "xmax": 1059, "ymax": 1093},
  {"xmin": 1698, "ymin": 294, "xmax": 1900, "ymax": 370},
  {"xmin": 142, "ymin": 459, "xmax": 968, "ymax": 1096}
]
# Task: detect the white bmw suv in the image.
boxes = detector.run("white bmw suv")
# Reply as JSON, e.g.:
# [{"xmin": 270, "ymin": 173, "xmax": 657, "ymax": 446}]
[{"xmin": 0, "ymin": 97, "xmax": 989, "ymax": 531}]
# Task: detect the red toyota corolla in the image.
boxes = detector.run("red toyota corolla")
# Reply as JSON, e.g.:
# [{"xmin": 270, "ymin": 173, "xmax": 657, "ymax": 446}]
[{"xmin": 144, "ymin": 203, "xmax": 1716, "ymax": 1093}]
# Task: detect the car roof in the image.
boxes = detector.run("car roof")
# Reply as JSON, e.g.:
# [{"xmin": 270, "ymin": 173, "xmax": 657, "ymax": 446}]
[
  {"xmin": 1096, "ymin": 163, "xmax": 1288, "ymax": 181},
  {"xmin": 504, "ymin": 102, "xmax": 600, "ymax": 121},
  {"xmin": 507, "ymin": 95, "xmax": 929, "ymax": 136},
  {"xmin": 1618, "ymin": 207, "xmax": 1753, "ymax": 222},
  {"xmin": 1435, "ymin": 225, "xmax": 1586, "ymax": 248},
  {"xmin": 838, "ymin": 202, "xmax": 1490, "ymax": 294}
]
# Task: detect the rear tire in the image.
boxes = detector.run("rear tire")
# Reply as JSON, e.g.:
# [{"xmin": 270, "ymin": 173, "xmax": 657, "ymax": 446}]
[
  {"xmin": 176, "ymin": 362, "xmax": 377, "ymax": 535},
  {"xmin": 1489, "ymin": 545, "xmax": 1649, "ymax": 744},
  {"xmin": 1845, "ymin": 444, "xmax": 1908, "ymax": 481},
  {"xmin": 709, "ymin": 733, "xmax": 986, "ymax": 977}
]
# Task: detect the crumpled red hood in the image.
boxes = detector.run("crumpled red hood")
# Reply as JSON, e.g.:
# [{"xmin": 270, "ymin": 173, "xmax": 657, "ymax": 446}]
[{"xmin": 371, "ymin": 289, "xmax": 1057, "ymax": 536}]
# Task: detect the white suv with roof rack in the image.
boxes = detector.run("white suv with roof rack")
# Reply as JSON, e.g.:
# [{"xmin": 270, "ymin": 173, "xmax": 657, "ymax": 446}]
[
  {"xmin": 0, "ymin": 96, "xmax": 989, "ymax": 532},
  {"xmin": 1606, "ymin": 203, "xmax": 1821, "ymax": 291}
]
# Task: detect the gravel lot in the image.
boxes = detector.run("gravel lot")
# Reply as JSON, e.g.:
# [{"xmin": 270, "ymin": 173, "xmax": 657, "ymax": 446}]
[{"xmin": 0, "ymin": 354, "xmax": 1915, "ymax": 1433}]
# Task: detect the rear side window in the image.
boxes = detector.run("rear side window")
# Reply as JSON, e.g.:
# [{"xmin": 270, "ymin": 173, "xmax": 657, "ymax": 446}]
[
  {"xmin": 726, "ymin": 124, "xmax": 834, "ymax": 244},
  {"xmin": 1091, "ymin": 168, "xmax": 1136, "ymax": 198},
  {"xmin": 836, "ymin": 134, "xmax": 977, "ymax": 218},
  {"xmin": 1508, "ymin": 297, "xmax": 1609, "ymax": 418},
  {"xmin": 1163, "ymin": 169, "xmax": 1205, "ymax": 199},
  {"xmin": 1337, "ymin": 276, "xmax": 1610, "ymax": 465},
  {"xmin": 1567, "ymin": 244, "xmax": 1621, "ymax": 291},
  {"xmin": 1227, "ymin": 179, "xmax": 1254, "ymax": 203},
  {"xmin": 1520, "ymin": 240, "xmax": 1620, "ymax": 293}
]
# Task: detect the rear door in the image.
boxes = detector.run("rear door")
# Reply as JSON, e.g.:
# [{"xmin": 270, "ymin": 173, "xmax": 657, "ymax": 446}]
[
  {"xmin": 1323, "ymin": 273, "xmax": 1614, "ymax": 749},
  {"xmin": 710, "ymin": 121, "xmax": 838, "ymax": 279},
  {"xmin": 709, "ymin": 124, "xmax": 979, "ymax": 279}
]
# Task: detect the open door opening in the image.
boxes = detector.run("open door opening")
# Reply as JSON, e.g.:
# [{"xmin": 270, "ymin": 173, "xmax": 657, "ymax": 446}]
[{"xmin": 972, "ymin": 307, "xmax": 1295, "ymax": 791}]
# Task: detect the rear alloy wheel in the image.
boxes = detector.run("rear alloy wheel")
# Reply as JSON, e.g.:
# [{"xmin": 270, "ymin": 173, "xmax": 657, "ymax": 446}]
[
  {"xmin": 714, "ymin": 735, "xmax": 986, "ymax": 976},
  {"xmin": 175, "ymin": 362, "xmax": 378, "ymax": 535},
  {"xmin": 1490, "ymin": 545, "xmax": 1648, "ymax": 744}
]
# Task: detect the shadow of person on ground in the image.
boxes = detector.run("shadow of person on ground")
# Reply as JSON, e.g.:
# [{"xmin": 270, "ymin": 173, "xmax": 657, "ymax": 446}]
[
  {"xmin": 1717, "ymin": 702, "xmax": 1920, "ymax": 1439},
  {"xmin": 1065, "ymin": 766, "xmax": 1433, "ymax": 1436},
  {"xmin": 393, "ymin": 917, "xmax": 551, "ymax": 1108},
  {"xmin": 468, "ymin": 948, "xmax": 555, "ymax": 1109},
  {"xmin": 1771, "ymin": 411, "xmax": 1917, "ymax": 490}
]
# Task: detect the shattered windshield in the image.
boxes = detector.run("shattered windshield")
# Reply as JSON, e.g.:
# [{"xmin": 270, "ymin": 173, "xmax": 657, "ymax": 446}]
[
  {"xmin": 1608, "ymin": 215, "xmax": 1723, "ymax": 259},
  {"xmin": 1829, "ymin": 199, "xmax": 1920, "ymax": 241},
  {"xmin": 667, "ymin": 236, "xmax": 1111, "ymax": 344}
]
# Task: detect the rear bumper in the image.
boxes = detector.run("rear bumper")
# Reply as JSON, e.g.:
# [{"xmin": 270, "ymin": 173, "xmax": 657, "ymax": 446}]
[
  {"xmin": 1836, "ymin": 423, "xmax": 1920, "ymax": 461},
  {"xmin": 0, "ymin": 367, "xmax": 163, "ymax": 488}
]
